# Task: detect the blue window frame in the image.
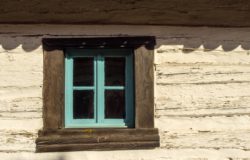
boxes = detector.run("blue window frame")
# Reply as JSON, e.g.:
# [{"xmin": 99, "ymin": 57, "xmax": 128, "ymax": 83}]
[{"xmin": 65, "ymin": 49, "xmax": 134, "ymax": 128}]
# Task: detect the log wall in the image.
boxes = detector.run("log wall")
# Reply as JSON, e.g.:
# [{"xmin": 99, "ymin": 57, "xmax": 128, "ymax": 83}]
[{"xmin": 0, "ymin": 25, "xmax": 250, "ymax": 159}]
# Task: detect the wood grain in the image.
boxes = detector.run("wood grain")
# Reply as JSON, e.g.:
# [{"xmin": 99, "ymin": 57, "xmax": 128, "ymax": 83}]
[
  {"xmin": 156, "ymin": 83, "xmax": 250, "ymax": 117},
  {"xmin": 160, "ymin": 130, "xmax": 250, "ymax": 150},
  {"xmin": 39, "ymin": 128, "xmax": 159, "ymax": 136},
  {"xmin": 43, "ymin": 49, "xmax": 64, "ymax": 130},
  {"xmin": 37, "ymin": 141, "xmax": 159, "ymax": 152},
  {"xmin": 0, "ymin": 0, "xmax": 250, "ymax": 27},
  {"xmin": 134, "ymin": 46, "xmax": 154, "ymax": 128},
  {"xmin": 0, "ymin": 130, "xmax": 37, "ymax": 152},
  {"xmin": 36, "ymin": 128, "xmax": 159, "ymax": 152}
]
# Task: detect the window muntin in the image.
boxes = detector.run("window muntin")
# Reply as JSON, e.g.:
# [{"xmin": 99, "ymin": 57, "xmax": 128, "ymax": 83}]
[{"xmin": 65, "ymin": 49, "xmax": 134, "ymax": 128}]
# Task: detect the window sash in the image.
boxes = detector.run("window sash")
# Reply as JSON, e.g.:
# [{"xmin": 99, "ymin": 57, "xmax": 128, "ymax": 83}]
[{"xmin": 65, "ymin": 49, "xmax": 134, "ymax": 128}]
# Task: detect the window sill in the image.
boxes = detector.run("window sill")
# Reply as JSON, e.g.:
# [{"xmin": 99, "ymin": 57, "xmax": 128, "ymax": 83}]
[{"xmin": 36, "ymin": 128, "xmax": 159, "ymax": 152}]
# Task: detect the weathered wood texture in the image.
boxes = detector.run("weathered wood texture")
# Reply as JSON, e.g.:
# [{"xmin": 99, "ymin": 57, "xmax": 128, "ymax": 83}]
[
  {"xmin": 153, "ymin": 37, "xmax": 250, "ymax": 152},
  {"xmin": 0, "ymin": 52, "xmax": 42, "ymax": 120},
  {"xmin": 0, "ymin": 0, "xmax": 250, "ymax": 27},
  {"xmin": 160, "ymin": 130, "xmax": 250, "ymax": 150},
  {"xmin": 43, "ymin": 50, "xmax": 64, "ymax": 129},
  {"xmin": 0, "ymin": 130, "xmax": 37, "ymax": 152},
  {"xmin": 135, "ymin": 46, "xmax": 155, "ymax": 128},
  {"xmin": 36, "ymin": 129, "xmax": 159, "ymax": 152},
  {"xmin": 155, "ymin": 45, "xmax": 250, "ymax": 118},
  {"xmin": 37, "ymin": 142, "xmax": 158, "ymax": 152}
]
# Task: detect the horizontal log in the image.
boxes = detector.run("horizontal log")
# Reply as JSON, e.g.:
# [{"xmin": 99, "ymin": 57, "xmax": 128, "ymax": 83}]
[
  {"xmin": 36, "ymin": 134, "xmax": 159, "ymax": 145},
  {"xmin": 0, "ymin": 25, "xmax": 249, "ymax": 40},
  {"xmin": 160, "ymin": 130, "xmax": 250, "ymax": 150},
  {"xmin": 1, "ymin": 149, "xmax": 250, "ymax": 159},
  {"xmin": 0, "ymin": 52, "xmax": 42, "ymax": 72},
  {"xmin": 156, "ymin": 82, "xmax": 250, "ymax": 116},
  {"xmin": 0, "ymin": 97, "xmax": 42, "ymax": 113},
  {"xmin": 0, "ymin": 53, "xmax": 42, "ymax": 88},
  {"xmin": 156, "ymin": 65, "xmax": 250, "ymax": 85},
  {"xmin": 156, "ymin": 116, "xmax": 250, "ymax": 131},
  {"xmin": 0, "ymin": 72, "xmax": 42, "ymax": 88},
  {"xmin": 0, "ymin": 130, "xmax": 37, "ymax": 152},
  {"xmin": 0, "ymin": 119, "xmax": 42, "ymax": 130},
  {"xmin": 37, "ymin": 141, "xmax": 159, "ymax": 152},
  {"xmin": 155, "ymin": 51, "xmax": 250, "ymax": 65},
  {"xmin": 36, "ymin": 128, "xmax": 160, "ymax": 151},
  {"xmin": 0, "ymin": 86, "xmax": 42, "ymax": 101},
  {"xmin": 39, "ymin": 128, "xmax": 159, "ymax": 136},
  {"xmin": 0, "ymin": 0, "xmax": 250, "ymax": 27},
  {"xmin": 0, "ymin": 111, "xmax": 41, "ymax": 119}
]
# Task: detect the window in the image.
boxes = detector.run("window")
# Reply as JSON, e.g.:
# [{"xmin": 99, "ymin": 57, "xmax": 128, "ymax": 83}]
[
  {"xmin": 65, "ymin": 49, "xmax": 134, "ymax": 128},
  {"xmin": 36, "ymin": 37, "xmax": 159, "ymax": 152}
]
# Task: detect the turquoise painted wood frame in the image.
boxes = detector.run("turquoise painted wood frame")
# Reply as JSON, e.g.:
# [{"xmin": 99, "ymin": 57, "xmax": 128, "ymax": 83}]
[{"xmin": 65, "ymin": 49, "xmax": 134, "ymax": 128}]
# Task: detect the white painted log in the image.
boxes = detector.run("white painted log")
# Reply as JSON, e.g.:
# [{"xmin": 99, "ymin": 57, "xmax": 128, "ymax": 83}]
[
  {"xmin": 0, "ymin": 130, "xmax": 36, "ymax": 152},
  {"xmin": 1, "ymin": 149, "xmax": 250, "ymax": 160},
  {"xmin": 160, "ymin": 130, "xmax": 250, "ymax": 150},
  {"xmin": 155, "ymin": 116, "xmax": 250, "ymax": 131},
  {"xmin": 155, "ymin": 83, "xmax": 250, "ymax": 116},
  {"xmin": 155, "ymin": 50, "xmax": 250, "ymax": 65},
  {"xmin": 156, "ymin": 65, "xmax": 250, "ymax": 85},
  {"xmin": 0, "ymin": 97, "xmax": 42, "ymax": 112},
  {"xmin": 0, "ymin": 52, "xmax": 42, "ymax": 88}
]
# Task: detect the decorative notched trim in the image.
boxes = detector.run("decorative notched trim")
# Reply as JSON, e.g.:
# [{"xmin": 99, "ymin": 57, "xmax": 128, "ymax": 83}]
[{"xmin": 42, "ymin": 36, "xmax": 156, "ymax": 50}]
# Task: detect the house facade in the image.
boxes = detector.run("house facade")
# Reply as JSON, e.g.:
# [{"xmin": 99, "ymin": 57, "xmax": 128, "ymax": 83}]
[{"xmin": 1, "ymin": 1, "xmax": 250, "ymax": 159}]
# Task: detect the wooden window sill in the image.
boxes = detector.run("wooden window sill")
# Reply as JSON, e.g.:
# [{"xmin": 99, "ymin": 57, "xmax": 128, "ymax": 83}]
[{"xmin": 36, "ymin": 128, "xmax": 159, "ymax": 152}]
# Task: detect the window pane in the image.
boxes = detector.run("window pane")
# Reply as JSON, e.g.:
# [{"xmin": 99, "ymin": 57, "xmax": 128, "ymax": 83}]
[
  {"xmin": 105, "ymin": 90, "xmax": 125, "ymax": 119},
  {"xmin": 73, "ymin": 90, "xmax": 94, "ymax": 119},
  {"xmin": 74, "ymin": 57, "xmax": 94, "ymax": 86},
  {"xmin": 105, "ymin": 57, "xmax": 125, "ymax": 86}
]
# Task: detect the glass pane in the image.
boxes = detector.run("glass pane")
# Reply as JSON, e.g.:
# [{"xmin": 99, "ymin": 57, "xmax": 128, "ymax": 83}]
[
  {"xmin": 73, "ymin": 90, "xmax": 94, "ymax": 119},
  {"xmin": 105, "ymin": 90, "xmax": 125, "ymax": 119},
  {"xmin": 105, "ymin": 57, "xmax": 125, "ymax": 86},
  {"xmin": 74, "ymin": 57, "xmax": 94, "ymax": 86}
]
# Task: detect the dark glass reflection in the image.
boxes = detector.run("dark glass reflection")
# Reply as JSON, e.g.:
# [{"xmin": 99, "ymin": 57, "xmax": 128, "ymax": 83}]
[
  {"xmin": 74, "ymin": 57, "xmax": 94, "ymax": 86},
  {"xmin": 73, "ymin": 90, "xmax": 94, "ymax": 119},
  {"xmin": 105, "ymin": 57, "xmax": 125, "ymax": 86},
  {"xmin": 105, "ymin": 90, "xmax": 125, "ymax": 119}
]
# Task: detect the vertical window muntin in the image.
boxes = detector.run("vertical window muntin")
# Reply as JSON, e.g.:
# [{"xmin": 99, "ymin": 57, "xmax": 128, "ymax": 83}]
[{"xmin": 65, "ymin": 49, "xmax": 134, "ymax": 128}]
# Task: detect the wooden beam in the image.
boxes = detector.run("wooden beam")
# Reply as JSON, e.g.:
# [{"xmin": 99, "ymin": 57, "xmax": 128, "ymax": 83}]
[
  {"xmin": 43, "ymin": 49, "xmax": 65, "ymax": 130},
  {"xmin": 36, "ymin": 128, "xmax": 160, "ymax": 152},
  {"xmin": 37, "ymin": 141, "xmax": 159, "ymax": 152},
  {"xmin": 0, "ymin": 0, "xmax": 250, "ymax": 27},
  {"xmin": 134, "ymin": 46, "xmax": 155, "ymax": 128}
]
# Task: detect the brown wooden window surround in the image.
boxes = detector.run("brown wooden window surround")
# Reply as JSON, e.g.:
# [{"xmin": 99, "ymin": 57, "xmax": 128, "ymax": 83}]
[{"xmin": 36, "ymin": 37, "xmax": 159, "ymax": 152}]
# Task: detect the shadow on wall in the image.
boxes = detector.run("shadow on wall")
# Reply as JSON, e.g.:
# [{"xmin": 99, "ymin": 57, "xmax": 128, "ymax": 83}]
[
  {"xmin": 1, "ymin": 35, "xmax": 250, "ymax": 53},
  {"xmin": 52, "ymin": 156, "xmax": 66, "ymax": 160},
  {"xmin": 13, "ymin": 156, "xmax": 67, "ymax": 160},
  {"xmin": 0, "ymin": 36, "xmax": 41, "ymax": 52},
  {"xmin": 155, "ymin": 38, "xmax": 250, "ymax": 53}
]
